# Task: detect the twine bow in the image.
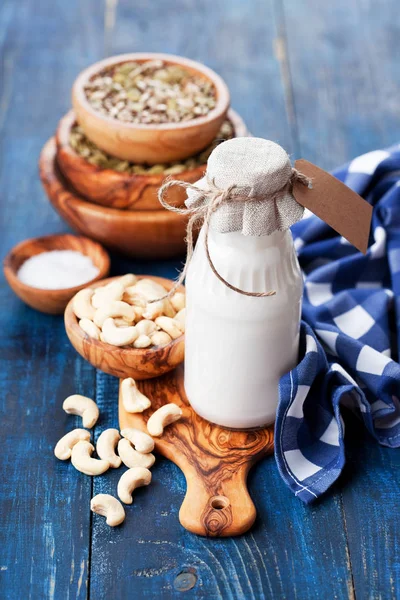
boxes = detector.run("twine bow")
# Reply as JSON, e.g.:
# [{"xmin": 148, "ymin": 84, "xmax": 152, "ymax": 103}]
[{"xmin": 152, "ymin": 168, "xmax": 312, "ymax": 302}]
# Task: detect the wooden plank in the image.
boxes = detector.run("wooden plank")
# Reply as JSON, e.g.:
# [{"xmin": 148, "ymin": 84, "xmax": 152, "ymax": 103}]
[
  {"xmin": 108, "ymin": 0, "xmax": 294, "ymax": 154},
  {"xmin": 281, "ymin": 0, "xmax": 400, "ymax": 170},
  {"xmin": 339, "ymin": 417, "xmax": 400, "ymax": 600},
  {"xmin": 0, "ymin": 0, "xmax": 102, "ymax": 598},
  {"xmin": 86, "ymin": 4, "xmax": 354, "ymax": 595},
  {"xmin": 91, "ymin": 365, "xmax": 354, "ymax": 599},
  {"xmin": 283, "ymin": 1, "xmax": 400, "ymax": 596}
]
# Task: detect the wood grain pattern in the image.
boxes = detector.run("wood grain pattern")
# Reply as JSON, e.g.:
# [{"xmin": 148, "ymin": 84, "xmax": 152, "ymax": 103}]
[
  {"xmin": 2, "ymin": 0, "xmax": 400, "ymax": 598},
  {"xmin": 3, "ymin": 233, "xmax": 110, "ymax": 314},
  {"xmin": 0, "ymin": 0, "xmax": 101, "ymax": 597},
  {"xmin": 72, "ymin": 53, "xmax": 230, "ymax": 165},
  {"xmin": 39, "ymin": 138, "xmax": 190, "ymax": 259},
  {"xmin": 119, "ymin": 365, "xmax": 274, "ymax": 537},
  {"xmin": 65, "ymin": 275, "xmax": 184, "ymax": 380},
  {"xmin": 281, "ymin": 0, "xmax": 400, "ymax": 171},
  {"xmin": 56, "ymin": 108, "xmax": 248, "ymax": 210}
]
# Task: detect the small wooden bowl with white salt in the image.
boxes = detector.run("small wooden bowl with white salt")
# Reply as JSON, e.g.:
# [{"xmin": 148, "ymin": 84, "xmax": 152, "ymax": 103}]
[
  {"xmin": 3, "ymin": 234, "xmax": 110, "ymax": 314},
  {"xmin": 64, "ymin": 275, "xmax": 185, "ymax": 380}
]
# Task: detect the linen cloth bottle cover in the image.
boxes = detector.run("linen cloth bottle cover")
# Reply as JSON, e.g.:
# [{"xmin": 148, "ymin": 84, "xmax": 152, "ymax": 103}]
[
  {"xmin": 158, "ymin": 138, "xmax": 400, "ymax": 503},
  {"xmin": 157, "ymin": 137, "xmax": 310, "ymax": 299}
]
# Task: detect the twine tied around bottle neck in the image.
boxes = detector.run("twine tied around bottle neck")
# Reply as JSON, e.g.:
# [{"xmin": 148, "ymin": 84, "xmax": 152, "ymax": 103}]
[{"xmin": 151, "ymin": 167, "xmax": 312, "ymax": 302}]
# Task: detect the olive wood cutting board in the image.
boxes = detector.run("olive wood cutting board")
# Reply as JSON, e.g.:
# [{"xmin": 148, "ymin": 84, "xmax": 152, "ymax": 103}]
[{"xmin": 119, "ymin": 365, "xmax": 274, "ymax": 537}]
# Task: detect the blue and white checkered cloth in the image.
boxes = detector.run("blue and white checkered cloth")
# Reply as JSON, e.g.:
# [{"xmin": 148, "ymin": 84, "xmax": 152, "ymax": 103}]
[{"xmin": 276, "ymin": 146, "xmax": 400, "ymax": 503}]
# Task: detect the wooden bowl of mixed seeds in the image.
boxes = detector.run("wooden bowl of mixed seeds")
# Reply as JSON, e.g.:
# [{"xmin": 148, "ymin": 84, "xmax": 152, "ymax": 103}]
[
  {"xmin": 55, "ymin": 109, "xmax": 247, "ymax": 211},
  {"xmin": 71, "ymin": 53, "xmax": 230, "ymax": 165},
  {"xmin": 39, "ymin": 138, "xmax": 189, "ymax": 259}
]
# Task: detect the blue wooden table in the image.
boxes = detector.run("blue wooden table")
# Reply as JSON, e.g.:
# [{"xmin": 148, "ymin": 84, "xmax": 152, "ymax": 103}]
[{"xmin": 1, "ymin": 1, "xmax": 400, "ymax": 598}]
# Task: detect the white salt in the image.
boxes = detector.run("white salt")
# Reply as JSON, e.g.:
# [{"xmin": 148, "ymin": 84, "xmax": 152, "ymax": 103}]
[{"xmin": 17, "ymin": 250, "xmax": 100, "ymax": 290}]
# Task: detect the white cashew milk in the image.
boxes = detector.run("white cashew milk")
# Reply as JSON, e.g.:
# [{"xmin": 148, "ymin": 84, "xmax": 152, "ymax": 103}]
[{"xmin": 184, "ymin": 227, "xmax": 303, "ymax": 428}]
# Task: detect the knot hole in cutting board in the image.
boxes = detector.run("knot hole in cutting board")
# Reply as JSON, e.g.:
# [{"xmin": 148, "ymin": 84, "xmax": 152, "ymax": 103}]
[{"xmin": 210, "ymin": 495, "xmax": 230, "ymax": 509}]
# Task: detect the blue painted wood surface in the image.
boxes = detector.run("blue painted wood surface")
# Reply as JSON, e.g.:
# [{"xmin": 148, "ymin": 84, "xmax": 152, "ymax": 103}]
[{"xmin": 1, "ymin": 0, "xmax": 400, "ymax": 598}]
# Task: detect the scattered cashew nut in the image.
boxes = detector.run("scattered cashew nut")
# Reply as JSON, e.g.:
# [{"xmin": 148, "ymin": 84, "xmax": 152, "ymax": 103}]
[
  {"xmin": 94, "ymin": 301, "xmax": 136, "ymax": 328},
  {"xmin": 79, "ymin": 318, "xmax": 101, "ymax": 340},
  {"xmin": 101, "ymin": 318, "xmax": 138, "ymax": 346},
  {"xmin": 120, "ymin": 378, "xmax": 151, "ymax": 413},
  {"xmin": 71, "ymin": 441, "xmax": 109, "ymax": 476},
  {"xmin": 63, "ymin": 394, "xmax": 99, "ymax": 429},
  {"xmin": 155, "ymin": 316, "xmax": 183, "ymax": 340},
  {"xmin": 147, "ymin": 403, "xmax": 183, "ymax": 437},
  {"xmin": 117, "ymin": 467, "xmax": 152, "ymax": 504},
  {"xmin": 120, "ymin": 427, "xmax": 155, "ymax": 454},
  {"xmin": 96, "ymin": 428, "xmax": 121, "ymax": 468},
  {"xmin": 54, "ymin": 428, "xmax": 91, "ymax": 460},
  {"xmin": 72, "ymin": 288, "xmax": 95, "ymax": 320},
  {"xmin": 118, "ymin": 439, "xmax": 155, "ymax": 469},
  {"xmin": 90, "ymin": 494, "xmax": 125, "ymax": 527}
]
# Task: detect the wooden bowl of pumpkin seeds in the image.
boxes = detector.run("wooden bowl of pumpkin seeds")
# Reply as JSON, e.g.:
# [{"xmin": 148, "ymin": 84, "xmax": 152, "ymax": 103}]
[
  {"xmin": 55, "ymin": 108, "xmax": 248, "ymax": 211},
  {"xmin": 71, "ymin": 53, "xmax": 230, "ymax": 165},
  {"xmin": 40, "ymin": 138, "xmax": 190, "ymax": 259}
]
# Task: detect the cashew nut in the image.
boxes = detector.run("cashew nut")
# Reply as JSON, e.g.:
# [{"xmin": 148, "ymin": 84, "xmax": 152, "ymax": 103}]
[
  {"xmin": 113, "ymin": 318, "xmax": 132, "ymax": 328},
  {"xmin": 170, "ymin": 293, "xmax": 185, "ymax": 312},
  {"xmin": 71, "ymin": 441, "xmax": 109, "ymax": 475},
  {"xmin": 92, "ymin": 280, "xmax": 124, "ymax": 309},
  {"xmin": 79, "ymin": 318, "xmax": 101, "ymax": 340},
  {"xmin": 72, "ymin": 288, "xmax": 95, "ymax": 320},
  {"xmin": 174, "ymin": 308, "xmax": 186, "ymax": 332},
  {"xmin": 142, "ymin": 300, "xmax": 165, "ymax": 320},
  {"xmin": 150, "ymin": 331, "xmax": 172, "ymax": 346},
  {"xmin": 133, "ymin": 335, "xmax": 152, "ymax": 349},
  {"xmin": 147, "ymin": 403, "xmax": 182, "ymax": 437},
  {"xmin": 63, "ymin": 394, "xmax": 99, "ymax": 429},
  {"xmin": 101, "ymin": 318, "xmax": 138, "ymax": 346},
  {"xmin": 118, "ymin": 439, "xmax": 155, "ymax": 469},
  {"xmin": 118, "ymin": 274, "xmax": 137, "ymax": 288},
  {"xmin": 142, "ymin": 298, "xmax": 175, "ymax": 320},
  {"xmin": 132, "ymin": 279, "xmax": 167, "ymax": 301},
  {"xmin": 121, "ymin": 378, "xmax": 151, "ymax": 413},
  {"xmin": 94, "ymin": 301, "xmax": 136, "ymax": 328},
  {"xmin": 117, "ymin": 467, "xmax": 152, "ymax": 504},
  {"xmin": 96, "ymin": 428, "xmax": 121, "ymax": 468},
  {"xmin": 155, "ymin": 317, "xmax": 183, "ymax": 340},
  {"xmin": 120, "ymin": 427, "xmax": 155, "ymax": 453},
  {"xmin": 123, "ymin": 290, "xmax": 147, "ymax": 307},
  {"xmin": 133, "ymin": 306, "xmax": 145, "ymax": 322},
  {"xmin": 90, "ymin": 494, "xmax": 125, "ymax": 527},
  {"xmin": 54, "ymin": 428, "xmax": 91, "ymax": 460},
  {"xmin": 135, "ymin": 319, "xmax": 158, "ymax": 337}
]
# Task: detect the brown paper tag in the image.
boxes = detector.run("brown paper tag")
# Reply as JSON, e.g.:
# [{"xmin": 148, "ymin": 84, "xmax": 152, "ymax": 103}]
[{"xmin": 293, "ymin": 159, "xmax": 373, "ymax": 254}]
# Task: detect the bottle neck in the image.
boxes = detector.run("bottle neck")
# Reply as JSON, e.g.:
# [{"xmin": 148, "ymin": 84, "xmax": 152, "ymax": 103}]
[{"xmin": 207, "ymin": 227, "xmax": 290, "ymax": 251}]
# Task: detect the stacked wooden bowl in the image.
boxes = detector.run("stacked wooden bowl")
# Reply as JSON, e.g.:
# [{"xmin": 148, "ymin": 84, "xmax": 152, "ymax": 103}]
[{"xmin": 39, "ymin": 54, "xmax": 248, "ymax": 259}]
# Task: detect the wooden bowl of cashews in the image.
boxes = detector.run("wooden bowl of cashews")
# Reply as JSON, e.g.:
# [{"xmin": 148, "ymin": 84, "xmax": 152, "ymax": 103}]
[{"xmin": 64, "ymin": 273, "xmax": 185, "ymax": 380}]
